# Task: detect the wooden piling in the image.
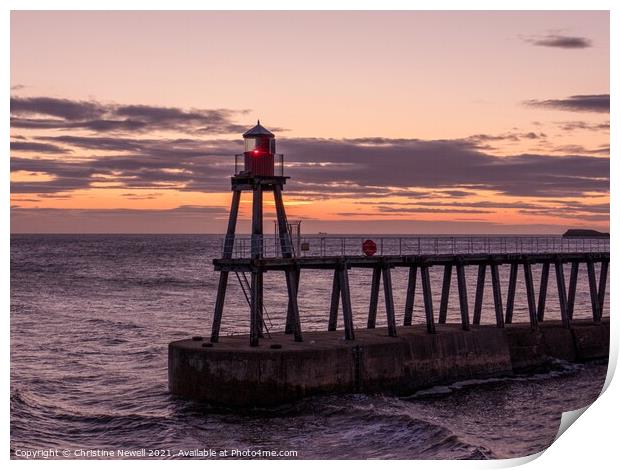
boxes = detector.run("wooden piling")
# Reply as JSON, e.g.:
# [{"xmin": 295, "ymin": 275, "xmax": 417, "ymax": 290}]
[
  {"xmin": 285, "ymin": 268, "xmax": 303, "ymax": 341},
  {"xmin": 567, "ymin": 262, "xmax": 579, "ymax": 320},
  {"xmin": 537, "ymin": 262, "xmax": 550, "ymax": 322},
  {"xmin": 285, "ymin": 269, "xmax": 300, "ymax": 334},
  {"xmin": 598, "ymin": 260, "xmax": 608, "ymax": 320},
  {"xmin": 420, "ymin": 265, "xmax": 436, "ymax": 334},
  {"xmin": 438, "ymin": 264, "xmax": 453, "ymax": 324},
  {"xmin": 250, "ymin": 271, "xmax": 261, "ymax": 347},
  {"xmin": 587, "ymin": 259, "xmax": 601, "ymax": 323},
  {"xmin": 367, "ymin": 266, "xmax": 381, "ymax": 329},
  {"xmin": 505, "ymin": 263, "xmax": 518, "ymax": 324},
  {"xmin": 257, "ymin": 271, "xmax": 264, "ymax": 338},
  {"xmin": 473, "ymin": 264, "xmax": 486, "ymax": 325},
  {"xmin": 210, "ymin": 272, "xmax": 229, "ymax": 343},
  {"xmin": 328, "ymin": 269, "xmax": 340, "ymax": 331},
  {"xmin": 338, "ymin": 265, "xmax": 355, "ymax": 340},
  {"xmin": 490, "ymin": 263, "xmax": 504, "ymax": 328},
  {"xmin": 523, "ymin": 262, "xmax": 538, "ymax": 329},
  {"xmin": 382, "ymin": 265, "xmax": 397, "ymax": 337},
  {"xmin": 456, "ymin": 263, "xmax": 470, "ymax": 331},
  {"xmin": 404, "ymin": 266, "xmax": 417, "ymax": 326},
  {"xmin": 554, "ymin": 261, "xmax": 570, "ymax": 328}
]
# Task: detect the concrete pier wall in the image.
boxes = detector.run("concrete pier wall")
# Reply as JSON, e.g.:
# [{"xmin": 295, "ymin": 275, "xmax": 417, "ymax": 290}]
[{"xmin": 168, "ymin": 318, "xmax": 609, "ymax": 407}]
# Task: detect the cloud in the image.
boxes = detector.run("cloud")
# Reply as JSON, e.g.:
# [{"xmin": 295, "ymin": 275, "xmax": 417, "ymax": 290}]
[
  {"xmin": 43, "ymin": 135, "xmax": 239, "ymax": 157},
  {"xmin": 10, "ymin": 140, "xmax": 70, "ymax": 154},
  {"xmin": 467, "ymin": 132, "xmax": 546, "ymax": 143},
  {"xmin": 551, "ymin": 144, "xmax": 609, "ymax": 156},
  {"xmin": 9, "ymin": 95, "xmax": 609, "ymax": 226},
  {"xmin": 523, "ymin": 34, "xmax": 592, "ymax": 49},
  {"xmin": 10, "ymin": 156, "xmax": 95, "ymax": 193},
  {"xmin": 277, "ymin": 138, "xmax": 609, "ymax": 198},
  {"xmin": 10, "ymin": 205, "xmax": 232, "ymax": 233},
  {"xmin": 374, "ymin": 206, "xmax": 493, "ymax": 215},
  {"xmin": 558, "ymin": 121, "xmax": 610, "ymax": 132},
  {"xmin": 465, "ymin": 132, "xmax": 547, "ymax": 150},
  {"xmin": 524, "ymin": 94, "xmax": 609, "ymax": 113},
  {"xmin": 11, "ymin": 96, "xmax": 105, "ymax": 120},
  {"xmin": 363, "ymin": 199, "xmax": 609, "ymax": 222},
  {"xmin": 373, "ymin": 200, "xmax": 542, "ymax": 210},
  {"xmin": 120, "ymin": 192, "xmax": 161, "ymax": 200},
  {"xmin": 10, "ymin": 135, "xmax": 609, "ymax": 203},
  {"xmin": 10, "ymin": 96, "xmax": 251, "ymax": 134},
  {"xmin": 518, "ymin": 200, "xmax": 610, "ymax": 222},
  {"xmin": 13, "ymin": 206, "xmax": 588, "ymax": 235}
]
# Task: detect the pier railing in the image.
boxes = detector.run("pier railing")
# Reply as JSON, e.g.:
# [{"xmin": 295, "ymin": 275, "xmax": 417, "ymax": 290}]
[{"xmin": 221, "ymin": 235, "xmax": 610, "ymax": 259}]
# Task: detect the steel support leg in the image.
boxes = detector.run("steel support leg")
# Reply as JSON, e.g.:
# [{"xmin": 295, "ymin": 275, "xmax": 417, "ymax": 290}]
[
  {"xmin": 210, "ymin": 190, "xmax": 241, "ymax": 343},
  {"xmin": 273, "ymin": 185, "xmax": 293, "ymax": 258}
]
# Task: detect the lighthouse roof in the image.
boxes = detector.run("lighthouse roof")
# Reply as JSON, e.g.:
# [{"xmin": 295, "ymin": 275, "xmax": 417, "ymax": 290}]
[{"xmin": 243, "ymin": 120, "xmax": 275, "ymax": 138}]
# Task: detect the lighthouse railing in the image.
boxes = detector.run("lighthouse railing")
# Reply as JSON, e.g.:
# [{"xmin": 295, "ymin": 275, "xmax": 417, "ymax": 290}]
[
  {"xmin": 234, "ymin": 153, "xmax": 242, "ymax": 175},
  {"xmin": 220, "ymin": 235, "xmax": 610, "ymax": 258}
]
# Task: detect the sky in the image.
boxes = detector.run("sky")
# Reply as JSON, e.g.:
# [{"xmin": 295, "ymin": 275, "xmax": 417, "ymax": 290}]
[{"xmin": 10, "ymin": 11, "xmax": 610, "ymax": 234}]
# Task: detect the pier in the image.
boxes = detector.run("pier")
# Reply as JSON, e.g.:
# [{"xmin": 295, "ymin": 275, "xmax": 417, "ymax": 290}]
[
  {"xmin": 169, "ymin": 318, "xmax": 609, "ymax": 406},
  {"xmin": 210, "ymin": 243, "xmax": 609, "ymax": 345},
  {"xmin": 168, "ymin": 122, "xmax": 610, "ymax": 406}
]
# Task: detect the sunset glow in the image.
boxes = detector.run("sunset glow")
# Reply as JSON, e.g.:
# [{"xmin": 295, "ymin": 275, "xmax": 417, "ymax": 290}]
[{"xmin": 10, "ymin": 11, "xmax": 609, "ymax": 233}]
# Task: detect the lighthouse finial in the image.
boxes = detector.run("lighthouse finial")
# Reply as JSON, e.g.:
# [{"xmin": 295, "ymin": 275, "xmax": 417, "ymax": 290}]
[{"xmin": 257, "ymin": 119, "xmax": 260, "ymax": 125}]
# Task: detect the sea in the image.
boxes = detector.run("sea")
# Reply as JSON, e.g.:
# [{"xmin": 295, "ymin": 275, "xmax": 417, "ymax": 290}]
[{"xmin": 10, "ymin": 234, "xmax": 609, "ymax": 460}]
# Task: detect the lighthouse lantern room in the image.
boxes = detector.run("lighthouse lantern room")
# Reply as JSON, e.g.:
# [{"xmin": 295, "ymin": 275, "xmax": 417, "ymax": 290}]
[{"xmin": 243, "ymin": 120, "xmax": 275, "ymax": 176}]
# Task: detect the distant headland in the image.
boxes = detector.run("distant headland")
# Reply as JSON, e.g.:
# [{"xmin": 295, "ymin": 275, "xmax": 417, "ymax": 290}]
[{"xmin": 563, "ymin": 229, "xmax": 609, "ymax": 238}]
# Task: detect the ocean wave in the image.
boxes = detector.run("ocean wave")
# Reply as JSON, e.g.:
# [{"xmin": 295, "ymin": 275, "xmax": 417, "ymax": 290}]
[
  {"xmin": 85, "ymin": 318, "xmax": 143, "ymax": 330},
  {"xmin": 406, "ymin": 359, "xmax": 586, "ymax": 399}
]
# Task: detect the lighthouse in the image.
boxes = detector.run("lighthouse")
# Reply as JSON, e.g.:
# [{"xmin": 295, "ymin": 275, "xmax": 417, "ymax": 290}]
[
  {"xmin": 242, "ymin": 120, "xmax": 276, "ymax": 176},
  {"xmin": 210, "ymin": 121, "xmax": 302, "ymax": 346}
]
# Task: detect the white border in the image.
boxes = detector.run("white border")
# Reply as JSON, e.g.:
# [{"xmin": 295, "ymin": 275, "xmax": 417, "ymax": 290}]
[{"xmin": 4, "ymin": 2, "xmax": 616, "ymax": 468}]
